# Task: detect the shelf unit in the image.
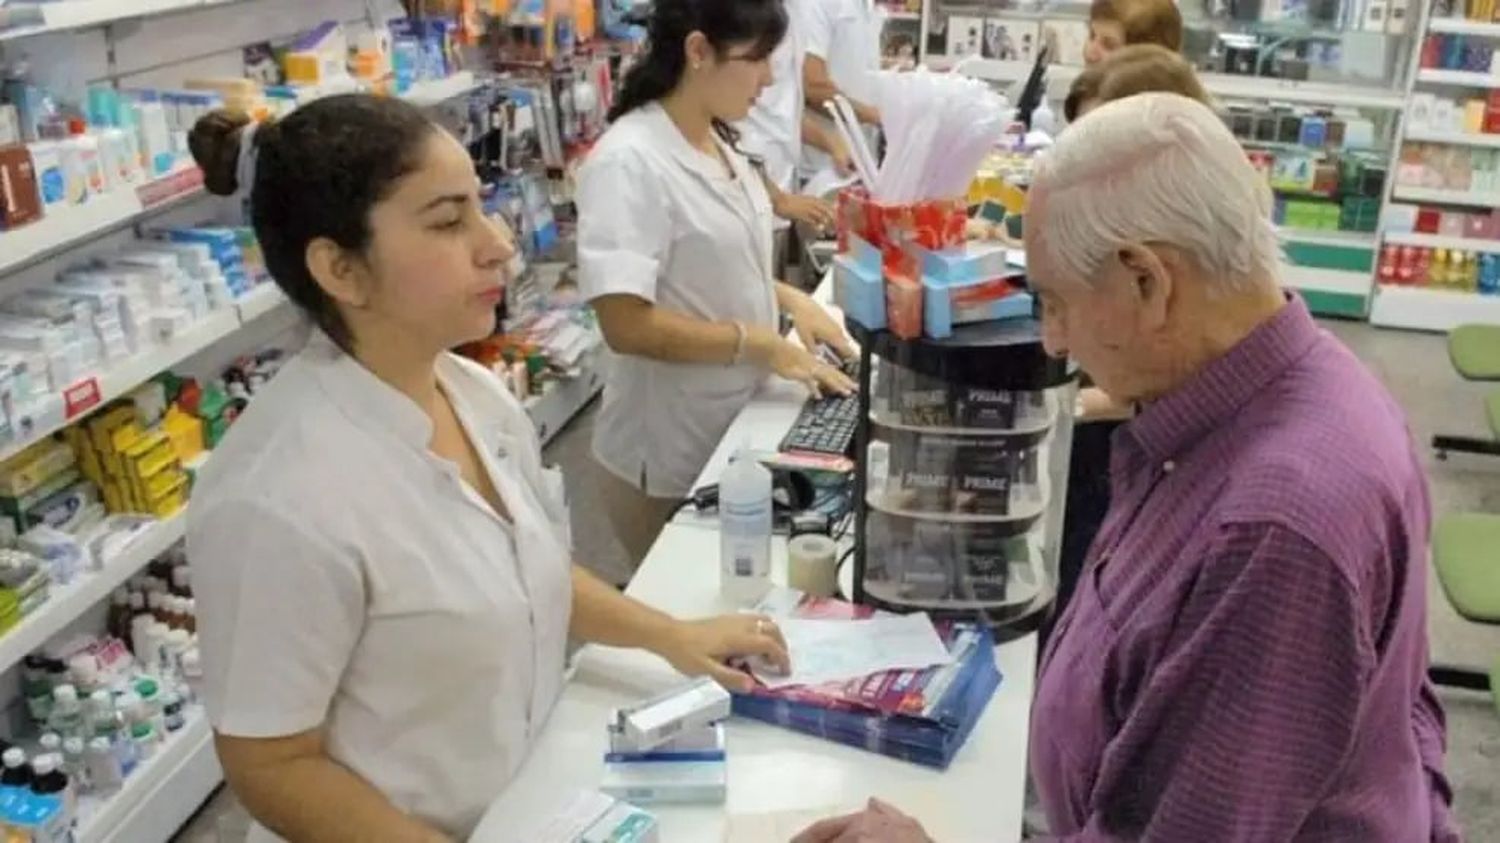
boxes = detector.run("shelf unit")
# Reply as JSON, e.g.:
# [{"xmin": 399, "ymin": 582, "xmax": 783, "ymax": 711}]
[
  {"xmin": 1369, "ymin": 284, "xmax": 1500, "ymax": 330},
  {"xmin": 0, "ymin": 4, "xmax": 510, "ymax": 838},
  {"xmin": 77, "ymin": 713, "xmax": 220, "ymax": 843},
  {"xmin": 1377, "ymin": 10, "xmax": 1500, "ymax": 330}
]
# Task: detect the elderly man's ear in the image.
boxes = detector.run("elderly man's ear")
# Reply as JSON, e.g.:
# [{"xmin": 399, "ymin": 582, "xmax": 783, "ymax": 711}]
[{"xmin": 1115, "ymin": 244, "xmax": 1175, "ymax": 331}]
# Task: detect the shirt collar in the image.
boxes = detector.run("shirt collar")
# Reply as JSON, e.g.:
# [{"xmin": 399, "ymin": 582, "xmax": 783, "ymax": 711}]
[
  {"xmin": 306, "ymin": 329, "xmax": 467, "ymax": 449},
  {"xmin": 1124, "ymin": 294, "xmax": 1320, "ymax": 464},
  {"xmin": 641, "ymin": 102, "xmax": 752, "ymax": 187}
]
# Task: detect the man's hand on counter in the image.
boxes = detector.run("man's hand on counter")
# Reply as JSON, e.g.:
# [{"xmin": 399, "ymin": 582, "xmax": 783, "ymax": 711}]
[{"xmin": 793, "ymin": 799, "xmax": 936, "ymax": 843}]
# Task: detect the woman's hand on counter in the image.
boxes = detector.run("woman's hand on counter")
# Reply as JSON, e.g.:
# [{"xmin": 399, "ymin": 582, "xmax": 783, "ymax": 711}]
[
  {"xmin": 653, "ymin": 614, "xmax": 791, "ymax": 693},
  {"xmin": 748, "ymin": 328, "xmax": 856, "ymax": 398},
  {"xmin": 777, "ymin": 284, "xmax": 857, "ymax": 359}
]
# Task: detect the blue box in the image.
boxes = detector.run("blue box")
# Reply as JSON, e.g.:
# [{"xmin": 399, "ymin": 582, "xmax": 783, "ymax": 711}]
[
  {"xmin": 922, "ymin": 274, "xmax": 1033, "ymax": 339},
  {"xmin": 845, "ymin": 234, "xmax": 881, "ymax": 275},
  {"xmin": 917, "ymin": 241, "xmax": 1011, "ymax": 284},
  {"xmin": 835, "ymin": 255, "xmax": 885, "ymax": 331}
]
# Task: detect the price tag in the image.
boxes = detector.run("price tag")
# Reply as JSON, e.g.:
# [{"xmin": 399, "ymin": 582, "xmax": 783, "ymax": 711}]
[{"xmin": 64, "ymin": 378, "xmax": 102, "ymax": 419}]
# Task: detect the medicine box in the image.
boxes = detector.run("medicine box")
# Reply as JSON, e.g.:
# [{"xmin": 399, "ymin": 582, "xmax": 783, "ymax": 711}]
[
  {"xmin": 921, "ymin": 274, "xmax": 1032, "ymax": 340},
  {"xmin": 615, "ymin": 677, "xmax": 730, "ymax": 750},
  {"xmin": 915, "ymin": 241, "xmax": 1011, "ymax": 285},
  {"xmin": 834, "ymin": 255, "xmax": 885, "ymax": 332},
  {"xmin": 0, "ymin": 144, "xmax": 41, "ymax": 229},
  {"xmin": 603, "ymin": 722, "xmax": 727, "ymax": 805}
]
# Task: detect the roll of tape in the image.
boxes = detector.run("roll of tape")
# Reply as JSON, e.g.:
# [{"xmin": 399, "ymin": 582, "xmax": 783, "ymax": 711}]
[{"xmin": 788, "ymin": 534, "xmax": 839, "ymax": 598}]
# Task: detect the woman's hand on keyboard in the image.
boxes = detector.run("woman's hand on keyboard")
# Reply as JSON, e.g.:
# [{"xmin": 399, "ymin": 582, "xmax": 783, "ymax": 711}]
[{"xmin": 749, "ymin": 328, "xmax": 856, "ymax": 398}]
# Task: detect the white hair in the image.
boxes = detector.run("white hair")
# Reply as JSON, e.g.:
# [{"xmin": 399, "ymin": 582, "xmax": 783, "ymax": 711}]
[{"xmin": 1027, "ymin": 92, "xmax": 1280, "ymax": 292}]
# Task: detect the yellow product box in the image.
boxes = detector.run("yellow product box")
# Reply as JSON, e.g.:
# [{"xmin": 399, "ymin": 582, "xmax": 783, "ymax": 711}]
[
  {"xmin": 284, "ymin": 52, "xmax": 330, "ymax": 86},
  {"xmin": 161, "ymin": 407, "xmax": 205, "ymax": 463},
  {"xmin": 100, "ymin": 479, "xmax": 125, "ymax": 514},
  {"xmin": 146, "ymin": 475, "xmax": 189, "ymax": 518},
  {"xmin": 0, "ymin": 439, "xmax": 76, "ymax": 498}
]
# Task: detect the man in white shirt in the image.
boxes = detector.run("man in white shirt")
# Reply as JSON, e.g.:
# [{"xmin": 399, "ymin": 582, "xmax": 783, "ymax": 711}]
[{"xmin": 800, "ymin": 0, "xmax": 884, "ymax": 193}]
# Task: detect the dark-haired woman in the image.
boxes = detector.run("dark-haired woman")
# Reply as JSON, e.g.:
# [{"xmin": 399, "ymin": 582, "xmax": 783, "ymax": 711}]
[
  {"xmin": 577, "ymin": 0, "xmax": 856, "ymax": 564},
  {"xmin": 184, "ymin": 95, "xmax": 790, "ymax": 842}
]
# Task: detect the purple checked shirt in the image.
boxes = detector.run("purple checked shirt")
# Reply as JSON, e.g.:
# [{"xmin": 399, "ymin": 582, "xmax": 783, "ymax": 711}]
[{"xmin": 1031, "ymin": 297, "xmax": 1462, "ymax": 842}]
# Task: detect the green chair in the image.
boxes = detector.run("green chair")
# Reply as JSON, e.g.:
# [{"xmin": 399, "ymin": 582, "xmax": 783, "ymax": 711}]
[
  {"xmin": 1430, "ymin": 513, "xmax": 1500, "ymax": 717},
  {"xmin": 1434, "ymin": 324, "xmax": 1500, "ymax": 460}
]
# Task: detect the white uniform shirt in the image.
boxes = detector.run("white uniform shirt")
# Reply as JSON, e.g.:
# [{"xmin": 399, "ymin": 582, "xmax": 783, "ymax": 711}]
[
  {"xmin": 738, "ymin": 2, "xmax": 806, "ymax": 231},
  {"xmin": 577, "ymin": 102, "xmax": 778, "ymax": 498},
  {"xmin": 187, "ymin": 331, "xmax": 573, "ymax": 840},
  {"xmin": 800, "ymin": 0, "xmax": 885, "ymax": 189}
]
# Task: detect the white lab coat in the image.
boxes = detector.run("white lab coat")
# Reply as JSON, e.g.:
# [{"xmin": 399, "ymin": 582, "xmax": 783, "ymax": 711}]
[
  {"xmin": 801, "ymin": 0, "xmax": 885, "ymax": 193},
  {"xmin": 576, "ymin": 102, "xmax": 778, "ymax": 498},
  {"xmin": 187, "ymin": 330, "xmax": 573, "ymax": 841},
  {"xmin": 738, "ymin": 0, "xmax": 807, "ymax": 231}
]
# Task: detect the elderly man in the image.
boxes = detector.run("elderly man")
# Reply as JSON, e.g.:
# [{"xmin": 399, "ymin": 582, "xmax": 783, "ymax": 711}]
[{"xmin": 795, "ymin": 93, "xmax": 1461, "ymax": 842}]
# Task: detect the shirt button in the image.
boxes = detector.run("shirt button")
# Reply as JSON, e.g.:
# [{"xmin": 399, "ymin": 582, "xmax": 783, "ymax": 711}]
[{"xmin": 1162, "ymin": 460, "xmax": 1176, "ymax": 473}]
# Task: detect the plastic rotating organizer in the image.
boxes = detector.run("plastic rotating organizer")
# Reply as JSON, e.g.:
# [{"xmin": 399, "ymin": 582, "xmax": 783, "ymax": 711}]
[{"xmin": 849, "ymin": 311, "xmax": 1077, "ymax": 637}]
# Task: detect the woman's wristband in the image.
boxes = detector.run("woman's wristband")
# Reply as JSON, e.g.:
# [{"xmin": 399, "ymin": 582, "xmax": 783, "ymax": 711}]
[{"xmin": 729, "ymin": 321, "xmax": 747, "ymax": 366}]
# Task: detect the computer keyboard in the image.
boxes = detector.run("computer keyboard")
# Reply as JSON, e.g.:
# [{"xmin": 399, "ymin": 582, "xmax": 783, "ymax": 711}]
[{"xmin": 780, "ymin": 393, "xmax": 860, "ymax": 457}]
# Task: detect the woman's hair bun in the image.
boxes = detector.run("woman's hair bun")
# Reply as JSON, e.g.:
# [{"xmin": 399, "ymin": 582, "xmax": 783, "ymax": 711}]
[{"xmin": 188, "ymin": 109, "xmax": 255, "ymax": 196}]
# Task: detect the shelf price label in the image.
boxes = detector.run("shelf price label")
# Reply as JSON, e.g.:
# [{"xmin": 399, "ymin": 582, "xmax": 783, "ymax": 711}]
[{"xmin": 64, "ymin": 378, "xmax": 103, "ymax": 419}]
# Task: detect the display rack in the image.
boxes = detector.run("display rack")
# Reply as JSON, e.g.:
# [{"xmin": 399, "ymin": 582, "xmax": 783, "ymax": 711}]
[
  {"xmin": 0, "ymin": 2, "xmax": 507, "ymax": 837},
  {"xmin": 1371, "ymin": 0, "xmax": 1500, "ymax": 331},
  {"xmin": 931, "ymin": 3, "xmax": 1420, "ymax": 321}
]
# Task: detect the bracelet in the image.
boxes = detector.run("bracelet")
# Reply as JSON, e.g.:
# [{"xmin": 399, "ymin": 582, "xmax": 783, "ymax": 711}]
[{"xmin": 730, "ymin": 321, "xmax": 748, "ymax": 366}]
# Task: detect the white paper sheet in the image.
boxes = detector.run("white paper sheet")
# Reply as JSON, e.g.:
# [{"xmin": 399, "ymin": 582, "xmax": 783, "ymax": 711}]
[{"xmin": 753, "ymin": 613, "xmax": 953, "ymax": 689}]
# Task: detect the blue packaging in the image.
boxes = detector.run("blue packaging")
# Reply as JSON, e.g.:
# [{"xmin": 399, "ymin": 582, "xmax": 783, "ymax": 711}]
[
  {"xmin": 916, "ymin": 241, "xmax": 1011, "ymax": 285},
  {"xmin": 846, "ymin": 233, "xmax": 881, "ymax": 274},
  {"xmin": 391, "ymin": 38, "xmax": 420, "ymax": 94},
  {"xmin": 922, "ymin": 274, "xmax": 1033, "ymax": 339},
  {"xmin": 1298, "ymin": 117, "xmax": 1326, "ymax": 149},
  {"xmin": 834, "ymin": 254, "xmax": 885, "ymax": 331},
  {"xmin": 1443, "ymin": 35, "xmax": 1465, "ymax": 71},
  {"xmin": 1480, "ymin": 253, "xmax": 1500, "ymax": 295}
]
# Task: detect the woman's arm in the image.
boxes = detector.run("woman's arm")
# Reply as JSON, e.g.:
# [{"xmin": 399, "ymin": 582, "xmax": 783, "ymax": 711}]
[
  {"xmin": 591, "ymin": 294, "xmax": 855, "ymax": 395},
  {"xmin": 570, "ymin": 566, "xmax": 789, "ymax": 691},
  {"xmin": 801, "ymin": 113, "xmax": 852, "ymax": 174},
  {"xmin": 217, "ymin": 731, "xmax": 449, "ymax": 843}
]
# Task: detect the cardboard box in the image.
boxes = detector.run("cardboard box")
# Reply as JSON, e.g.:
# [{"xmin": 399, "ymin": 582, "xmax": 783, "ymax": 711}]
[{"xmin": 0, "ymin": 144, "xmax": 41, "ymax": 229}]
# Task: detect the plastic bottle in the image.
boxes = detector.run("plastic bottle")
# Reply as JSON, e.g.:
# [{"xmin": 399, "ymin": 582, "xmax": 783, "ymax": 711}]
[
  {"xmin": 30, "ymin": 753, "xmax": 74, "ymax": 821},
  {"xmin": 165, "ymin": 629, "xmax": 192, "ymax": 689},
  {"xmin": 719, "ymin": 448, "xmax": 772, "ymax": 605},
  {"xmin": 48, "ymin": 685, "xmax": 84, "ymax": 740},
  {"xmin": 129, "ymin": 722, "xmax": 155, "ymax": 761},
  {"xmin": 162, "ymin": 692, "xmax": 185, "ymax": 733},
  {"xmin": 1463, "ymin": 250, "xmax": 1481, "ymax": 290},
  {"xmin": 171, "ymin": 565, "xmax": 190, "ymax": 597},
  {"xmin": 37, "ymin": 733, "xmax": 60, "ymax": 758},
  {"xmin": 108, "ymin": 588, "xmax": 132, "ymax": 640},
  {"xmin": 60, "ymin": 738, "xmax": 85, "ymax": 792},
  {"xmin": 87, "ymin": 690, "xmax": 123, "ymax": 743},
  {"xmin": 1431, "ymin": 248, "xmax": 1448, "ymax": 288},
  {"xmin": 180, "ymin": 648, "xmax": 202, "ymax": 704},
  {"xmin": 135, "ymin": 679, "xmax": 166, "ymax": 740},
  {"xmin": 84, "ymin": 738, "xmax": 122, "ymax": 795},
  {"xmin": 1, "ymin": 748, "xmax": 30, "ymax": 789},
  {"xmin": 1377, "ymin": 244, "xmax": 1399, "ymax": 283},
  {"xmin": 1396, "ymin": 246, "xmax": 1417, "ymax": 285}
]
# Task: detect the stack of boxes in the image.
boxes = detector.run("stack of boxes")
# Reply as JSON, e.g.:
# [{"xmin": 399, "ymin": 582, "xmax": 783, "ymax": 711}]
[
  {"xmin": 65, "ymin": 382, "xmax": 192, "ymax": 521},
  {"xmin": 0, "ymin": 440, "xmax": 103, "ymax": 544}
]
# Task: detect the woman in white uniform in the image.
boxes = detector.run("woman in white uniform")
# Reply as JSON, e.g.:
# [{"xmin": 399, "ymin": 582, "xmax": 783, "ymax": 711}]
[
  {"xmin": 577, "ymin": 0, "xmax": 857, "ymax": 564},
  {"xmin": 184, "ymin": 95, "xmax": 790, "ymax": 842}
]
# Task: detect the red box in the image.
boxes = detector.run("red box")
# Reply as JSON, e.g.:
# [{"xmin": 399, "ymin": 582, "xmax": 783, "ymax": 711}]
[
  {"xmin": 885, "ymin": 273, "xmax": 923, "ymax": 340},
  {"xmin": 0, "ymin": 144, "xmax": 41, "ymax": 229},
  {"xmin": 1415, "ymin": 207, "xmax": 1442, "ymax": 234},
  {"xmin": 837, "ymin": 187, "xmax": 967, "ymax": 255}
]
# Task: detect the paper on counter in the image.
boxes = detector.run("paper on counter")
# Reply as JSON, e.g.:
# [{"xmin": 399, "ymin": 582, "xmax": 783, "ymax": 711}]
[{"xmin": 753, "ymin": 613, "xmax": 953, "ymax": 689}]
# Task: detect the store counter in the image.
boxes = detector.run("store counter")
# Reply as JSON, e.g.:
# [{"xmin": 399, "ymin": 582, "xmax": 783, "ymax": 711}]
[{"xmin": 472, "ymin": 383, "xmax": 1038, "ymax": 843}]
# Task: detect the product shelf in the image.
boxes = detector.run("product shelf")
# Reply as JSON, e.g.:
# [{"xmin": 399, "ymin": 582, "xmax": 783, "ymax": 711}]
[
  {"xmin": 403, "ymin": 71, "xmax": 481, "ymax": 107},
  {"xmin": 0, "ymin": 0, "xmax": 245, "ymax": 42},
  {"xmin": 235, "ymin": 283, "xmax": 289, "ymax": 323},
  {"xmin": 1275, "ymin": 227, "xmax": 1378, "ymax": 248},
  {"xmin": 1416, "ymin": 68, "xmax": 1500, "ymax": 88},
  {"xmin": 1369, "ymin": 284, "xmax": 1500, "ymax": 331},
  {"xmin": 0, "ymin": 513, "xmax": 185, "ymax": 676},
  {"xmin": 1382, "ymin": 231, "xmax": 1500, "ymax": 252},
  {"xmin": 0, "ymin": 307, "xmax": 242, "ymax": 466},
  {"xmin": 77, "ymin": 710, "xmax": 220, "ymax": 843},
  {"xmin": 1428, "ymin": 18, "xmax": 1500, "ymax": 38},
  {"xmin": 1404, "ymin": 128, "xmax": 1500, "ymax": 149},
  {"xmin": 0, "ymin": 166, "xmax": 207, "ymax": 280},
  {"xmin": 1391, "ymin": 185, "xmax": 1500, "ymax": 208}
]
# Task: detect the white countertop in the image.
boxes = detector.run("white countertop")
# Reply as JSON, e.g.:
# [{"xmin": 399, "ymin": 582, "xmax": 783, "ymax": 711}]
[{"xmin": 472, "ymin": 282, "xmax": 1037, "ymax": 843}]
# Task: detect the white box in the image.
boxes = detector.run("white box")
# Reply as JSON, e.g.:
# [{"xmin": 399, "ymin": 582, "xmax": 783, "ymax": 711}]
[{"xmin": 616, "ymin": 678, "xmax": 731, "ymax": 751}]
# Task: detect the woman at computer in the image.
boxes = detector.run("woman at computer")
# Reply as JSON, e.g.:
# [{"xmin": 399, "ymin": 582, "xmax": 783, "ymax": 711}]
[{"xmin": 576, "ymin": 0, "xmax": 856, "ymax": 566}]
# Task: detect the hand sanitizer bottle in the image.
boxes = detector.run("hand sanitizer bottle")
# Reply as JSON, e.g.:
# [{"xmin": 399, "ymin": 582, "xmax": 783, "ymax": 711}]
[{"xmin": 719, "ymin": 448, "xmax": 772, "ymax": 605}]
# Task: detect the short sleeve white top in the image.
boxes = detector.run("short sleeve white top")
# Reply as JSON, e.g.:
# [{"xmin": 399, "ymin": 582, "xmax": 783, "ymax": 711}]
[
  {"xmin": 186, "ymin": 330, "xmax": 573, "ymax": 840},
  {"xmin": 738, "ymin": 0, "xmax": 807, "ymax": 208},
  {"xmin": 576, "ymin": 103, "xmax": 778, "ymax": 498},
  {"xmin": 800, "ymin": 0, "xmax": 885, "ymax": 186}
]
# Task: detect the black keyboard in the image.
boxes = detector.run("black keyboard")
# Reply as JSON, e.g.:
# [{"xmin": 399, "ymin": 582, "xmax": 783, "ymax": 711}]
[{"xmin": 780, "ymin": 393, "xmax": 860, "ymax": 457}]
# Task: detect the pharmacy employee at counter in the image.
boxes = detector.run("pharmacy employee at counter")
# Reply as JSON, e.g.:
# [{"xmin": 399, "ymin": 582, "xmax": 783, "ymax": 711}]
[
  {"xmin": 577, "ymin": 0, "xmax": 856, "ymax": 566},
  {"xmin": 184, "ymin": 95, "xmax": 789, "ymax": 842}
]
